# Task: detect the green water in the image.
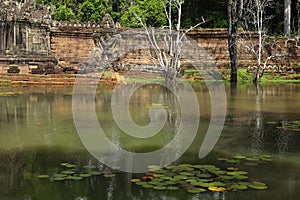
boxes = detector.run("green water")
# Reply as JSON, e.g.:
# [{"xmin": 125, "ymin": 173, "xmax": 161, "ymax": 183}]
[{"xmin": 0, "ymin": 82, "xmax": 300, "ymax": 200}]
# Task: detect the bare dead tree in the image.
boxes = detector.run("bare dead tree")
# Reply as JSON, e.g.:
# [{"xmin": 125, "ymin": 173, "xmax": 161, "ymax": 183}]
[
  {"xmin": 284, "ymin": 0, "xmax": 291, "ymax": 37},
  {"xmin": 241, "ymin": 0, "xmax": 274, "ymax": 83},
  {"xmin": 298, "ymin": 0, "xmax": 300, "ymax": 37},
  {"xmin": 131, "ymin": 0, "xmax": 206, "ymax": 84},
  {"xmin": 227, "ymin": 0, "xmax": 245, "ymax": 83}
]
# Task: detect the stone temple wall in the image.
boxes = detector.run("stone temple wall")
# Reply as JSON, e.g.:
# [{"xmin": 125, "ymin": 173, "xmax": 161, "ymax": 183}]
[
  {"xmin": 50, "ymin": 23, "xmax": 100, "ymax": 68},
  {"xmin": 0, "ymin": 1, "xmax": 299, "ymax": 75},
  {"xmin": 50, "ymin": 25, "xmax": 300, "ymax": 71},
  {"xmin": 0, "ymin": 0, "xmax": 55, "ymax": 74}
]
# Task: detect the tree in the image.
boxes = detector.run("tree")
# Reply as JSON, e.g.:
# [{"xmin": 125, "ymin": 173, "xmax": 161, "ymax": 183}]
[
  {"xmin": 55, "ymin": 4, "xmax": 74, "ymax": 21},
  {"xmin": 131, "ymin": 0, "xmax": 206, "ymax": 83},
  {"xmin": 227, "ymin": 0, "xmax": 245, "ymax": 83},
  {"xmin": 284, "ymin": 0, "xmax": 291, "ymax": 37},
  {"xmin": 77, "ymin": 0, "xmax": 111, "ymax": 22},
  {"xmin": 241, "ymin": 0, "xmax": 274, "ymax": 83},
  {"xmin": 119, "ymin": 0, "xmax": 166, "ymax": 28}
]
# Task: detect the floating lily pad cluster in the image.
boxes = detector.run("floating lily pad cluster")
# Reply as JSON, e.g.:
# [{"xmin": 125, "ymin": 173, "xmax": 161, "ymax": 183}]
[
  {"xmin": 132, "ymin": 157, "xmax": 272, "ymax": 194},
  {"xmin": 217, "ymin": 155, "xmax": 273, "ymax": 167},
  {"xmin": 37, "ymin": 163, "xmax": 116, "ymax": 181},
  {"xmin": 145, "ymin": 103, "xmax": 169, "ymax": 109},
  {"xmin": 0, "ymin": 91, "xmax": 23, "ymax": 96},
  {"xmin": 271, "ymin": 120, "xmax": 300, "ymax": 132}
]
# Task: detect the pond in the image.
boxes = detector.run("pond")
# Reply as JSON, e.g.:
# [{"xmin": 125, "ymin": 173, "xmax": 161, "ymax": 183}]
[{"xmin": 0, "ymin": 82, "xmax": 300, "ymax": 200}]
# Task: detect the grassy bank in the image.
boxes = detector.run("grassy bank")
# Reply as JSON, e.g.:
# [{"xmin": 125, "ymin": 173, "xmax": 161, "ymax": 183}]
[{"xmin": 220, "ymin": 69, "xmax": 300, "ymax": 83}]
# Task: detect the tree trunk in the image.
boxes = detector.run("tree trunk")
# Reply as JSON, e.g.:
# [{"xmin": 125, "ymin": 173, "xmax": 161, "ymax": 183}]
[
  {"xmin": 284, "ymin": 0, "xmax": 291, "ymax": 37},
  {"xmin": 253, "ymin": 30, "xmax": 263, "ymax": 83},
  {"xmin": 228, "ymin": 0, "xmax": 243, "ymax": 83},
  {"xmin": 228, "ymin": 27, "xmax": 238, "ymax": 82}
]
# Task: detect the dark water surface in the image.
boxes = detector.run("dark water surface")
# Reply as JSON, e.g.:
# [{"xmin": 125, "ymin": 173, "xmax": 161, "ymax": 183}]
[{"xmin": 0, "ymin": 82, "xmax": 300, "ymax": 200}]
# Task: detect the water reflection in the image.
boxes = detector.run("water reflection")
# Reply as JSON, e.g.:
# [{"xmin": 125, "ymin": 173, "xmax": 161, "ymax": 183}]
[{"xmin": 0, "ymin": 83, "xmax": 300, "ymax": 199}]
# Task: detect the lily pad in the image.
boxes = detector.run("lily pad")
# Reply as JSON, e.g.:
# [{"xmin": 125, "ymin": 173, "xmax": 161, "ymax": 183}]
[
  {"xmin": 53, "ymin": 177, "xmax": 66, "ymax": 181},
  {"xmin": 230, "ymin": 184, "xmax": 248, "ymax": 190},
  {"xmin": 0, "ymin": 91, "xmax": 23, "ymax": 96},
  {"xmin": 233, "ymin": 155, "xmax": 246, "ymax": 159},
  {"xmin": 153, "ymin": 186, "xmax": 167, "ymax": 190},
  {"xmin": 179, "ymin": 164, "xmax": 194, "ymax": 168},
  {"xmin": 89, "ymin": 171, "xmax": 102, "ymax": 176},
  {"xmin": 208, "ymin": 186, "xmax": 226, "ymax": 192},
  {"xmin": 62, "ymin": 170, "xmax": 75, "ymax": 175},
  {"xmin": 142, "ymin": 184, "xmax": 153, "ymax": 189},
  {"xmin": 196, "ymin": 173, "xmax": 212, "ymax": 178},
  {"xmin": 37, "ymin": 175, "xmax": 50, "ymax": 179},
  {"xmin": 173, "ymin": 175, "xmax": 188, "ymax": 180},
  {"xmin": 209, "ymin": 181, "xmax": 226, "ymax": 187},
  {"xmin": 131, "ymin": 179, "xmax": 142, "ymax": 183},
  {"xmin": 153, "ymin": 169, "xmax": 168, "ymax": 174},
  {"xmin": 226, "ymin": 159, "xmax": 239, "ymax": 164},
  {"xmin": 227, "ymin": 167, "xmax": 239, "ymax": 171},
  {"xmin": 53, "ymin": 174, "xmax": 66, "ymax": 178},
  {"xmin": 192, "ymin": 182, "xmax": 211, "ymax": 187},
  {"xmin": 246, "ymin": 157, "xmax": 260, "ymax": 161},
  {"xmin": 179, "ymin": 172, "xmax": 193, "ymax": 176},
  {"xmin": 266, "ymin": 121, "xmax": 278, "ymax": 124},
  {"xmin": 198, "ymin": 178, "xmax": 213, "ymax": 183},
  {"xmin": 148, "ymin": 165, "xmax": 161, "ymax": 170},
  {"xmin": 79, "ymin": 174, "xmax": 92, "ymax": 178},
  {"xmin": 187, "ymin": 188, "xmax": 206, "ymax": 193},
  {"xmin": 66, "ymin": 176, "xmax": 83, "ymax": 180},
  {"xmin": 186, "ymin": 179, "xmax": 198, "ymax": 183},
  {"xmin": 135, "ymin": 182, "xmax": 149, "ymax": 186},
  {"xmin": 234, "ymin": 175, "xmax": 248, "ymax": 180},
  {"xmin": 227, "ymin": 171, "xmax": 248, "ymax": 175},
  {"xmin": 65, "ymin": 164, "xmax": 76, "ymax": 168},
  {"xmin": 244, "ymin": 162, "xmax": 258, "ymax": 167},
  {"xmin": 146, "ymin": 103, "xmax": 169, "ymax": 109},
  {"xmin": 83, "ymin": 165, "xmax": 97, "ymax": 169},
  {"xmin": 103, "ymin": 173, "xmax": 116, "ymax": 178},
  {"xmin": 167, "ymin": 186, "xmax": 179, "ymax": 190},
  {"xmin": 218, "ymin": 175, "xmax": 234, "ymax": 180},
  {"xmin": 248, "ymin": 183, "xmax": 268, "ymax": 190}
]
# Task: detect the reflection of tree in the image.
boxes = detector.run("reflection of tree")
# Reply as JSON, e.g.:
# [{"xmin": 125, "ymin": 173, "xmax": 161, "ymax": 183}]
[
  {"xmin": 227, "ymin": 83, "xmax": 238, "ymax": 125},
  {"xmin": 248, "ymin": 85, "xmax": 265, "ymax": 155},
  {"xmin": 277, "ymin": 130, "xmax": 294, "ymax": 153},
  {"xmin": 106, "ymin": 178, "xmax": 116, "ymax": 200}
]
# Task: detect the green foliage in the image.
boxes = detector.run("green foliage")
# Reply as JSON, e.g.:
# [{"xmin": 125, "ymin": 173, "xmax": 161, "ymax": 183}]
[
  {"xmin": 34, "ymin": 0, "xmax": 297, "ymax": 35},
  {"xmin": 54, "ymin": 4, "xmax": 74, "ymax": 21},
  {"xmin": 119, "ymin": 3, "xmax": 144, "ymax": 28},
  {"xmin": 119, "ymin": 0, "xmax": 166, "ymax": 28},
  {"xmin": 78, "ymin": 0, "xmax": 111, "ymax": 22}
]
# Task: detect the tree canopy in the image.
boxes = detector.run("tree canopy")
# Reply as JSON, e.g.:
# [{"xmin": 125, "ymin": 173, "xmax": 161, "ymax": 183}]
[{"xmin": 35, "ymin": 0, "xmax": 299, "ymax": 36}]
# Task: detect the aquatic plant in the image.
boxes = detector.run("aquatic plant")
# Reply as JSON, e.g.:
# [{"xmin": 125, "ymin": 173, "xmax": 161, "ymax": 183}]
[
  {"xmin": 37, "ymin": 163, "xmax": 116, "ymax": 181},
  {"xmin": 132, "ymin": 155, "xmax": 273, "ymax": 193},
  {"xmin": 276, "ymin": 120, "xmax": 300, "ymax": 132},
  {"xmin": 0, "ymin": 91, "xmax": 23, "ymax": 96}
]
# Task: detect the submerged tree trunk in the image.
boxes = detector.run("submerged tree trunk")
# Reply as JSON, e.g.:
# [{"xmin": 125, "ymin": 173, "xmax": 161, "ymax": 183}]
[
  {"xmin": 228, "ymin": 0, "xmax": 244, "ymax": 83},
  {"xmin": 228, "ymin": 24, "xmax": 238, "ymax": 82}
]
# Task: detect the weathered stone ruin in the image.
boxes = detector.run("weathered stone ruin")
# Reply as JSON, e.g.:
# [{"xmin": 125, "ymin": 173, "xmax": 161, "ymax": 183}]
[
  {"xmin": 0, "ymin": 0, "xmax": 299, "ymax": 77},
  {"xmin": 0, "ymin": 0, "xmax": 56, "ymax": 74}
]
